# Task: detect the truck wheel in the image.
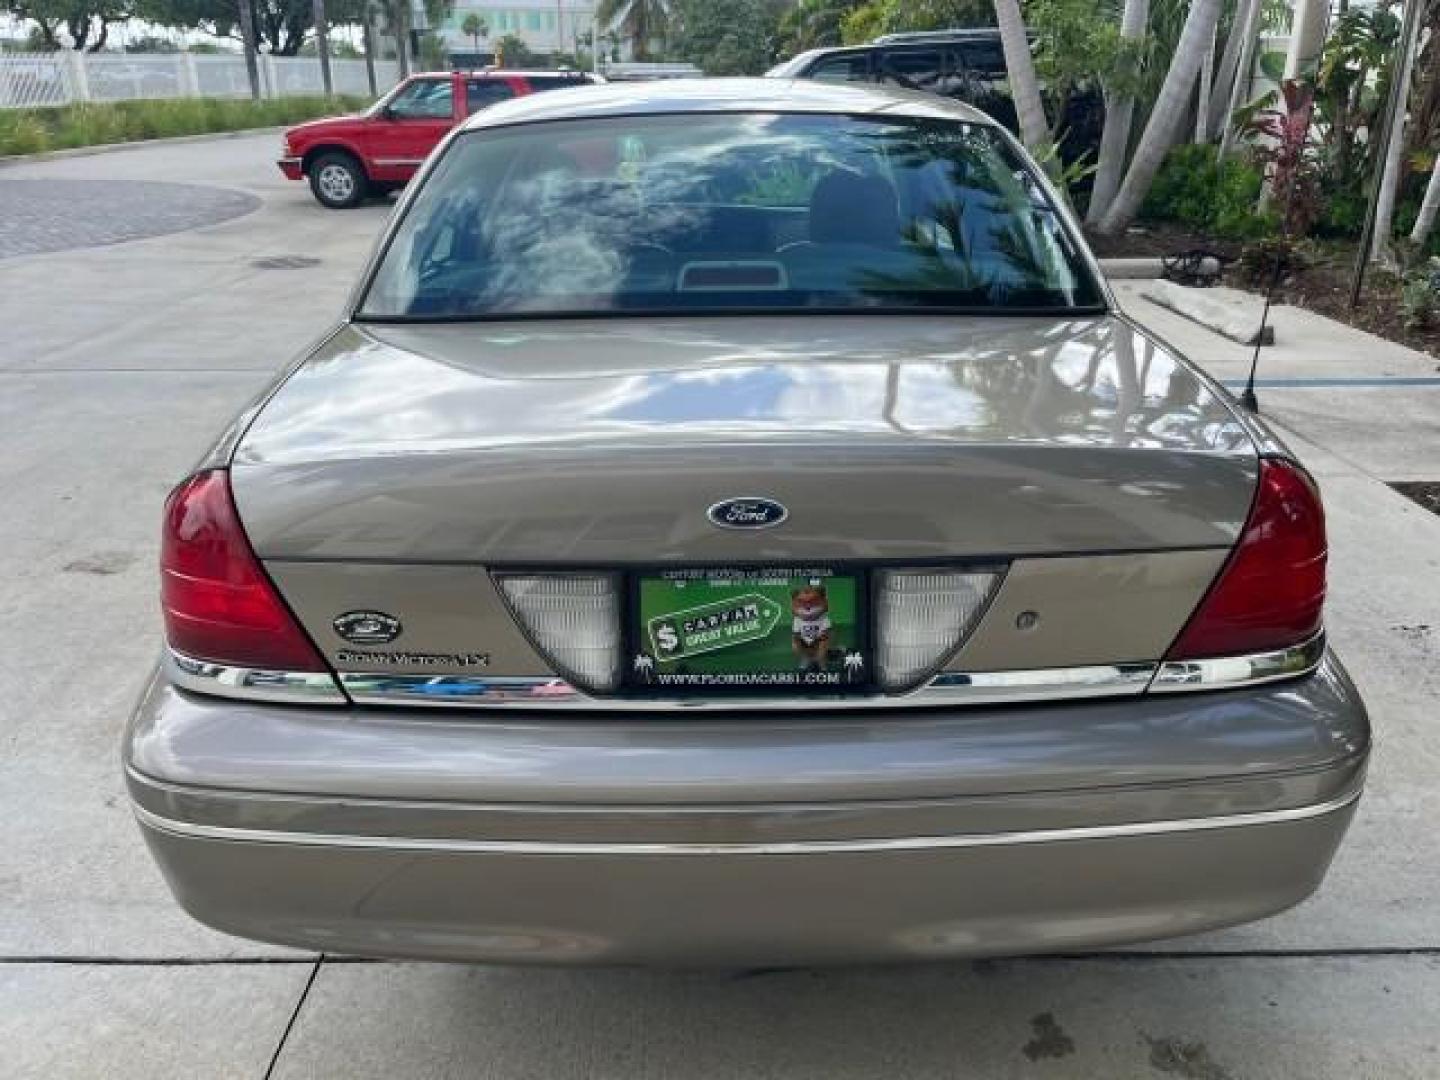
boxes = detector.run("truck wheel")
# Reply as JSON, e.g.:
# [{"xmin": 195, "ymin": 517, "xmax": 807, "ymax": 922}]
[{"xmin": 309, "ymin": 152, "xmax": 366, "ymax": 209}]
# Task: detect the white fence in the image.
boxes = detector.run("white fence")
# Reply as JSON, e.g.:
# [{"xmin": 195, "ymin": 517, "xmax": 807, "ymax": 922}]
[{"xmin": 0, "ymin": 51, "xmax": 401, "ymax": 109}]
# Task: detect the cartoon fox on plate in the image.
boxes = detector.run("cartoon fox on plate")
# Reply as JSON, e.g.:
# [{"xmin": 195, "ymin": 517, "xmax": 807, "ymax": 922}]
[{"xmin": 791, "ymin": 584, "xmax": 832, "ymax": 672}]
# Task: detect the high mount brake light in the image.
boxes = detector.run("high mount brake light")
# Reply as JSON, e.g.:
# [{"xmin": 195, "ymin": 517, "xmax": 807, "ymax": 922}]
[
  {"xmin": 1165, "ymin": 457, "xmax": 1326, "ymax": 661},
  {"xmin": 161, "ymin": 470, "xmax": 329, "ymax": 672}
]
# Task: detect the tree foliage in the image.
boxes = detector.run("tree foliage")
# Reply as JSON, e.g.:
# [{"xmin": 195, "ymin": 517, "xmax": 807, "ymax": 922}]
[
  {"xmin": 670, "ymin": 0, "xmax": 784, "ymax": 74},
  {"xmin": 839, "ymin": 0, "xmax": 992, "ymax": 44},
  {"xmin": 1027, "ymin": 0, "xmax": 1120, "ymax": 137},
  {"xmin": 773, "ymin": 0, "xmax": 860, "ymax": 55},
  {"xmin": 129, "ymin": 0, "xmax": 367, "ymax": 56},
  {"xmin": 595, "ymin": 0, "xmax": 673, "ymax": 60},
  {"xmin": 8, "ymin": 0, "xmax": 138, "ymax": 51},
  {"xmin": 494, "ymin": 32, "xmax": 533, "ymax": 65}
]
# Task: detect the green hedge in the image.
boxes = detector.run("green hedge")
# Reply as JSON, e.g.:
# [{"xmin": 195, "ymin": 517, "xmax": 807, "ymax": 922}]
[
  {"xmin": 1139, "ymin": 143, "xmax": 1274, "ymax": 241},
  {"xmin": 0, "ymin": 95, "xmax": 372, "ymax": 158}
]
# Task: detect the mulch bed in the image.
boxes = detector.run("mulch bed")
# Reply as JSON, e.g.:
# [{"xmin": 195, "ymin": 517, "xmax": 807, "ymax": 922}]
[
  {"xmin": 1086, "ymin": 222, "xmax": 1245, "ymax": 261},
  {"xmin": 1088, "ymin": 225, "xmax": 1440, "ymax": 360}
]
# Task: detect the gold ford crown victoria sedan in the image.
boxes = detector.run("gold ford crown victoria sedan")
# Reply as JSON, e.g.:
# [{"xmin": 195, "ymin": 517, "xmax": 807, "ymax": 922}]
[{"xmin": 126, "ymin": 78, "xmax": 1368, "ymax": 966}]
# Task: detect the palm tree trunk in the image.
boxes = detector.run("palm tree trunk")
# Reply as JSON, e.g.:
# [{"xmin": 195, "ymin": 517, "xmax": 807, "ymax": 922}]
[
  {"xmin": 1216, "ymin": 0, "xmax": 1263, "ymax": 158},
  {"xmin": 1412, "ymin": 151, "xmax": 1440, "ymax": 246},
  {"xmin": 1373, "ymin": 1, "xmax": 1423, "ymax": 261},
  {"xmin": 1086, "ymin": 0, "xmax": 1149, "ymax": 224},
  {"xmin": 1207, "ymin": 0, "xmax": 1258, "ymax": 135},
  {"xmin": 1283, "ymin": 0, "xmax": 1328, "ymax": 79},
  {"xmin": 994, "ymin": 0, "xmax": 1051, "ymax": 157},
  {"xmin": 1096, "ymin": 0, "xmax": 1225, "ymax": 236},
  {"xmin": 1195, "ymin": 23, "xmax": 1215, "ymax": 141}
]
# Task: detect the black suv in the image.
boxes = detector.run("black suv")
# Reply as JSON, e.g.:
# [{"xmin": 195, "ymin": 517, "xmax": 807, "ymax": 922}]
[{"xmin": 767, "ymin": 30, "xmax": 1102, "ymax": 164}]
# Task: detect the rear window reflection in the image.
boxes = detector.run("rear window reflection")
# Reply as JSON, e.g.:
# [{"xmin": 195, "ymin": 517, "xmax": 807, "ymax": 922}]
[{"xmin": 361, "ymin": 112, "xmax": 1103, "ymax": 319}]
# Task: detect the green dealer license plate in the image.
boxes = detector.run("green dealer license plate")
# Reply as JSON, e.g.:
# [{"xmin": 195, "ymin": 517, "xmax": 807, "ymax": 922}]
[{"xmin": 629, "ymin": 568, "xmax": 870, "ymax": 692}]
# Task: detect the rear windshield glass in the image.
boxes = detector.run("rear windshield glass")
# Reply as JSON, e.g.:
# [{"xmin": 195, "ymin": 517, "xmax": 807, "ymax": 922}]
[{"xmin": 359, "ymin": 112, "xmax": 1103, "ymax": 320}]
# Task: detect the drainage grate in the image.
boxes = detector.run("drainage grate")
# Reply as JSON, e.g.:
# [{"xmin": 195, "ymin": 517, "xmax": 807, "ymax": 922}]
[
  {"xmin": 251, "ymin": 255, "xmax": 322, "ymax": 269},
  {"xmin": 1389, "ymin": 482, "xmax": 1440, "ymax": 517}
]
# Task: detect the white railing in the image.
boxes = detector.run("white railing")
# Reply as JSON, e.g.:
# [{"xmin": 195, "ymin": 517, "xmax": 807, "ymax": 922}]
[{"xmin": 0, "ymin": 51, "xmax": 400, "ymax": 109}]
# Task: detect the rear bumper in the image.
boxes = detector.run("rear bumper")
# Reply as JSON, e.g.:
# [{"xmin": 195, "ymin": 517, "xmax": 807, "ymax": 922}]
[
  {"xmin": 277, "ymin": 157, "xmax": 303, "ymax": 181},
  {"xmin": 125, "ymin": 652, "xmax": 1370, "ymax": 965}
]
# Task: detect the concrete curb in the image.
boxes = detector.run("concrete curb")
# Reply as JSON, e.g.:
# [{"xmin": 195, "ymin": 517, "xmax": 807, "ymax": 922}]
[
  {"xmin": 1141, "ymin": 279, "xmax": 1276, "ymax": 346},
  {"xmin": 0, "ymin": 126, "xmax": 287, "ymax": 167},
  {"xmin": 1099, "ymin": 257, "xmax": 1165, "ymax": 280}
]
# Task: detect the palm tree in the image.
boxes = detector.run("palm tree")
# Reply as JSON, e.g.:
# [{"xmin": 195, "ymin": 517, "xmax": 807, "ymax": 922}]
[
  {"xmin": 1095, "ymin": 0, "xmax": 1224, "ymax": 236},
  {"xmin": 992, "ymin": 0, "xmax": 1050, "ymax": 158},
  {"xmin": 1086, "ymin": 0, "xmax": 1149, "ymax": 224},
  {"xmin": 596, "ymin": 0, "xmax": 673, "ymax": 61},
  {"xmin": 461, "ymin": 12, "xmax": 488, "ymax": 53}
]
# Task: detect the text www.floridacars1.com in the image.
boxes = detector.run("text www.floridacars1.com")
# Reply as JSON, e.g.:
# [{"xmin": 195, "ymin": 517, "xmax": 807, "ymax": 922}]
[{"xmin": 653, "ymin": 671, "xmax": 844, "ymax": 686}]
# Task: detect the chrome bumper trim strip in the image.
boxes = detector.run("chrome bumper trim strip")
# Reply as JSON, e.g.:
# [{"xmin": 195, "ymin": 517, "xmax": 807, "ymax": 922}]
[
  {"xmin": 338, "ymin": 663, "xmax": 1157, "ymax": 710},
  {"xmin": 166, "ymin": 650, "xmax": 346, "ymax": 705},
  {"xmin": 132, "ymin": 785, "xmax": 1362, "ymax": 856},
  {"xmin": 164, "ymin": 639, "xmax": 1324, "ymax": 711},
  {"xmin": 1150, "ymin": 634, "xmax": 1326, "ymax": 693}
]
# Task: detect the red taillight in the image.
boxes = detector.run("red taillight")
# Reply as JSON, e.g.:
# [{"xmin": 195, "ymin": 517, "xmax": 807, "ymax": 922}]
[
  {"xmin": 161, "ymin": 470, "xmax": 328, "ymax": 671},
  {"xmin": 1166, "ymin": 457, "xmax": 1326, "ymax": 661}
]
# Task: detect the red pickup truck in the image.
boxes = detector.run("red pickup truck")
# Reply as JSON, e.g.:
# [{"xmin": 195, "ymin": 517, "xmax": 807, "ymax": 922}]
[{"xmin": 278, "ymin": 69, "xmax": 599, "ymax": 208}]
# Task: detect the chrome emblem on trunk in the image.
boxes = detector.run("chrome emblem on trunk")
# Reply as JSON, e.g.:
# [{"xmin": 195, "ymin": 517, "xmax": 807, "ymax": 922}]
[
  {"xmin": 333, "ymin": 610, "xmax": 403, "ymax": 645},
  {"xmin": 707, "ymin": 497, "xmax": 788, "ymax": 530}
]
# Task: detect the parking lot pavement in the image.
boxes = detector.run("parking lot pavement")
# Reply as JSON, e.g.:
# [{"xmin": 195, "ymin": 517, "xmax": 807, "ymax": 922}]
[
  {"xmin": 2, "ymin": 963, "xmax": 312, "ymax": 1079},
  {"xmin": 0, "ymin": 177, "xmax": 261, "ymax": 259},
  {"xmin": 3, "ymin": 134, "xmax": 1438, "ymax": 1078}
]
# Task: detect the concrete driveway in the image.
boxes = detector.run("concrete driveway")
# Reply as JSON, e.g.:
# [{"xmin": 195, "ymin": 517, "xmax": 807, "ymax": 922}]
[{"xmin": 3, "ymin": 133, "xmax": 1438, "ymax": 1079}]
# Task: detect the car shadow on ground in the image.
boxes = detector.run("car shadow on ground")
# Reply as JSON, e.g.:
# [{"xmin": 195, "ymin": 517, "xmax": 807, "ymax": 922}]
[{"xmin": 273, "ymin": 954, "xmax": 1411, "ymax": 1077}]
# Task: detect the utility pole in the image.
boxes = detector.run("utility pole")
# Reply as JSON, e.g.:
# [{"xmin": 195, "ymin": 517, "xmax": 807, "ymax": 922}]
[
  {"xmin": 236, "ymin": 0, "xmax": 261, "ymax": 99},
  {"xmin": 312, "ymin": 0, "xmax": 334, "ymax": 95}
]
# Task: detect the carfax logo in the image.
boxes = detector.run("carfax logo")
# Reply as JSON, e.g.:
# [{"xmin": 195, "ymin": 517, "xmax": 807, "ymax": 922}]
[{"xmin": 647, "ymin": 594, "xmax": 784, "ymax": 660}]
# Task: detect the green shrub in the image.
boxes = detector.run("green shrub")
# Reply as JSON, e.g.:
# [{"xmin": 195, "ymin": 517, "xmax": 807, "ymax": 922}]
[
  {"xmin": 0, "ymin": 112, "xmax": 49, "ymax": 155},
  {"xmin": 1400, "ymin": 255, "xmax": 1440, "ymax": 329},
  {"xmin": 0, "ymin": 95, "xmax": 371, "ymax": 158},
  {"xmin": 1234, "ymin": 237, "xmax": 1306, "ymax": 288},
  {"xmin": 1140, "ymin": 144, "xmax": 1273, "ymax": 240},
  {"xmin": 1316, "ymin": 185, "xmax": 1368, "ymax": 238}
]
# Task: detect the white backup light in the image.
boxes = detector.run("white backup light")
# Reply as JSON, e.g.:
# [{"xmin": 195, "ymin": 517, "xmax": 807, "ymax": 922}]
[
  {"xmin": 875, "ymin": 569, "xmax": 1002, "ymax": 691},
  {"xmin": 495, "ymin": 573, "xmax": 622, "ymax": 693}
]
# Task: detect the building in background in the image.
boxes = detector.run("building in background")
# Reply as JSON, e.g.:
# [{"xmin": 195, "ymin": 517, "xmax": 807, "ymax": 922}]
[{"xmin": 437, "ymin": 0, "xmax": 598, "ymax": 64}]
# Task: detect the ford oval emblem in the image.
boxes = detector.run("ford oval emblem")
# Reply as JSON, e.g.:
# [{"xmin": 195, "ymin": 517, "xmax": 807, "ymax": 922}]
[
  {"xmin": 333, "ymin": 610, "xmax": 403, "ymax": 645},
  {"xmin": 707, "ymin": 497, "xmax": 789, "ymax": 530}
]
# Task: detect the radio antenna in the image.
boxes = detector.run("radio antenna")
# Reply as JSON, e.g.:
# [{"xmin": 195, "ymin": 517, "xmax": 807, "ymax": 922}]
[{"xmin": 1239, "ymin": 82, "xmax": 1316, "ymax": 415}]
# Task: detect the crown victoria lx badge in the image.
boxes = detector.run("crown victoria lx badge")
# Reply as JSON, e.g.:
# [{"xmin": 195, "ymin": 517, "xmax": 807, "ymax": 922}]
[{"xmin": 707, "ymin": 497, "xmax": 789, "ymax": 530}]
